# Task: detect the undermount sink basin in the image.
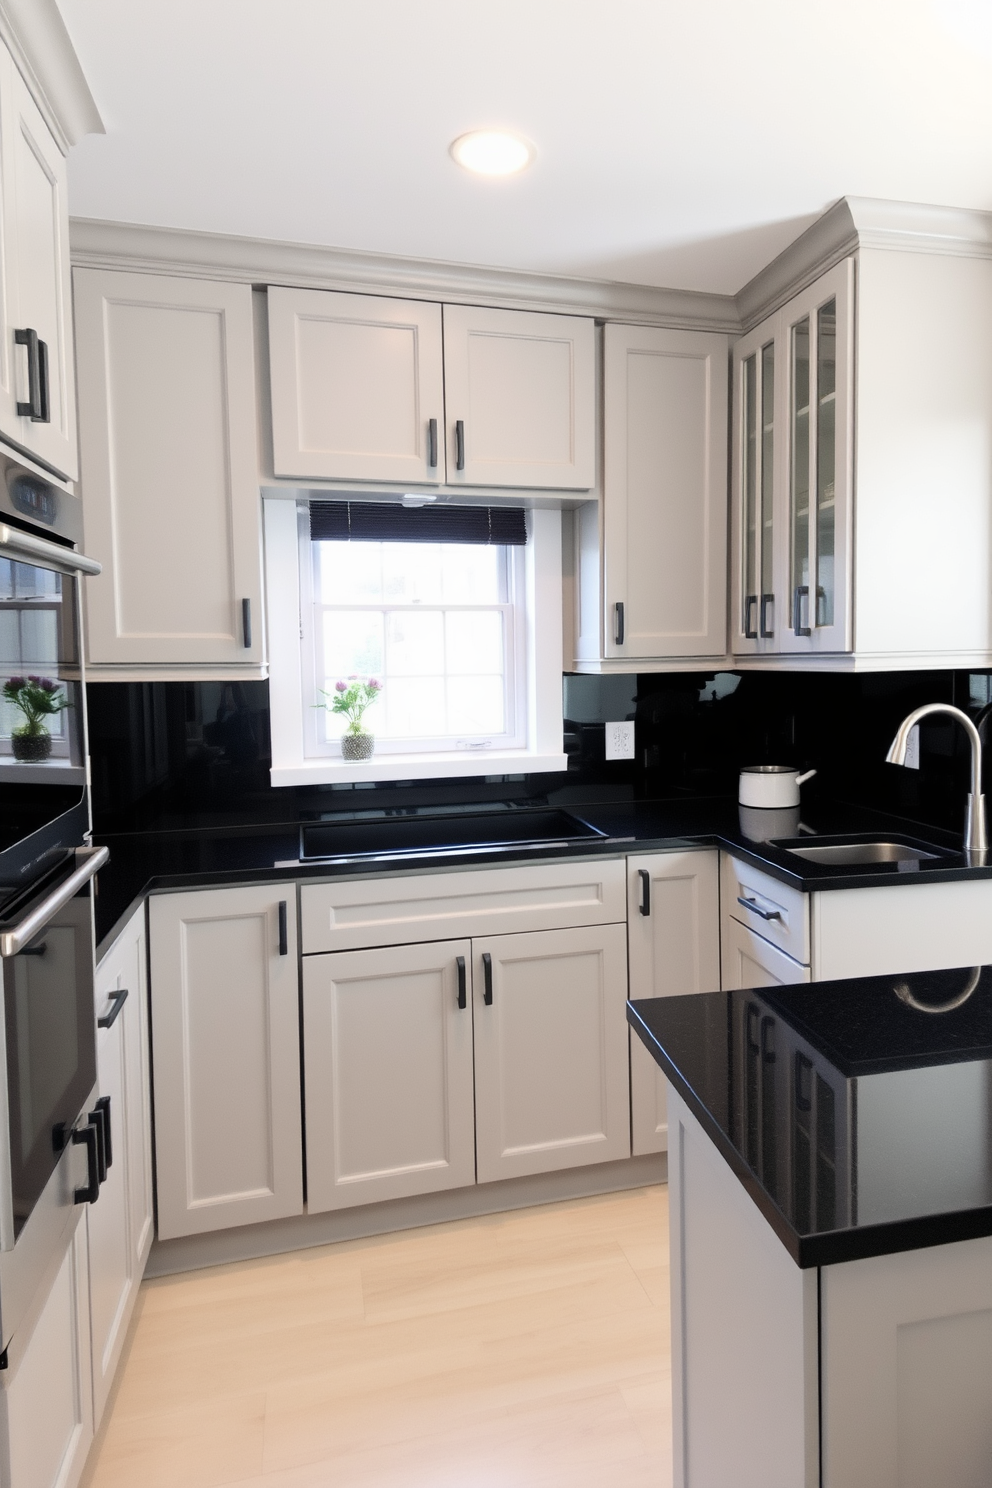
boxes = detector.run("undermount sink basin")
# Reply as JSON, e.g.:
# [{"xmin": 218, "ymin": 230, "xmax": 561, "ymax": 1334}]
[{"xmin": 772, "ymin": 836, "xmax": 947, "ymax": 867}]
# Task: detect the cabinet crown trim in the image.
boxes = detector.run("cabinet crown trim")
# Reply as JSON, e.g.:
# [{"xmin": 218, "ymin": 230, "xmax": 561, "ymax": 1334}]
[
  {"xmin": 737, "ymin": 195, "xmax": 992, "ymax": 331},
  {"xmin": 68, "ymin": 217, "xmax": 742, "ymax": 333},
  {"xmin": 0, "ymin": 0, "xmax": 103, "ymax": 148}
]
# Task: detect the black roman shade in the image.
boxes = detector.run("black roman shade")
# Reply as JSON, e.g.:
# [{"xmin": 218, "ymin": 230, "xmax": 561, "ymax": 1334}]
[{"xmin": 309, "ymin": 500, "xmax": 527, "ymax": 545}]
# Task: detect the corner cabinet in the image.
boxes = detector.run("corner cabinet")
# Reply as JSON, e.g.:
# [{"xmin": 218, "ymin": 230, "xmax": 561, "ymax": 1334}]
[
  {"xmin": 149, "ymin": 885, "xmax": 303, "ymax": 1240},
  {"xmin": 626, "ymin": 850, "xmax": 721, "ymax": 1155},
  {"xmin": 266, "ymin": 286, "xmax": 595, "ymax": 490},
  {"xmin": 73, "ymin": 269, "xmax": 264, "ymax": 675},
  {"xmin": 731, "ymin": 258, "xmax": 854, "ymax": 658},
  {"xmin": 572, "ymin": 324, "xmax": 729, "ymax": 668},
  {"xmin": 88, "ymin": 904, "xmax": 154, "ymax": 1427}
]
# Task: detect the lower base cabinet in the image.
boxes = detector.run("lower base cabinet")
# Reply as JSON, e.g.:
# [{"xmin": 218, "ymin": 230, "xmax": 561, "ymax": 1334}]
[
  {"xmin": 1, "ymin": 1217, "xmax": 93, "ymax": 1488},
  {"xmin": 89, "ymin": 905, "xmax": 154, "ymax": 1427},
  {"xmin": 149, "ymin": 886, "xmax": 304, "ymax": 1240},
  {"xmin": 721, "ymin": 915, "xmax": 812, "ymax": 990},
  {"xmin": 304, "ymin": 921, "xmax": 631, "ymax": 1208},
  {"xmin": 303, "ymin": 939, "xmax": 476, "ymax": 1211}
]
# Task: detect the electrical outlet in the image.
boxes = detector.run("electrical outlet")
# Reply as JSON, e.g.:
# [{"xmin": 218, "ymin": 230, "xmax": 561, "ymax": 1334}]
[
  {"xmin": 605, "ymin": 720, "xmax": 635, "ymax": 760},
  {"xmin": 904, "ymin": 724, "xmax": 920, "ymax": 770}
]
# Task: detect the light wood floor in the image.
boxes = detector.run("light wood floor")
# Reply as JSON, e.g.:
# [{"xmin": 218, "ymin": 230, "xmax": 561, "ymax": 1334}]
[{"xmin": 85, "ymin": 1185, "xmax": 672, "ymax": 1488}]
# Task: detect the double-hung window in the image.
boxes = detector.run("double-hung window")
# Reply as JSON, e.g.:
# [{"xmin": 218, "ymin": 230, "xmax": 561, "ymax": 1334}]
[{"xmin": 264, "ymin": 496, "xmax": 566, "ymax": 785}]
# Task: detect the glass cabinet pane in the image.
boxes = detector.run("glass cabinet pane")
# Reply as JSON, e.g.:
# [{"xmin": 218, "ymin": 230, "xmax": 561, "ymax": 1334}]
[
  {"xmin": 760, "ymin": 342, "xmax": 774, "ymax": 621},
  {"xmin": 790, "ymin": 318, "xmax": 811, "ymax": 632},
  {"xmin": 742, "ymin": 353, "xmax": 758, "ymax": 631},
  {"xmin": 815, "ymin": 299, "xmax": 837, "ymax": 628}
]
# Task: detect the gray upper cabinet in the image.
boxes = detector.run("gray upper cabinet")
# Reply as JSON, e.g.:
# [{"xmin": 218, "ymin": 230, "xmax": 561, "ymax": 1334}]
[
  {"xmin": 0, "ymin": 40, "xmax": 76, "ymax": 481},
  {"xmin": 266, "ymin": 287, "xmax": 595, "ymax": 490},
  {"xmin": 572, "ymin": 324, "xmax": 729, "ymax": 667},
  {"xmin": 268, "ymin": 286, "xmax": 445, "ymax": 484},
  {"xmin": 74, "ymin": 269, "xmax": 264, "ymax": 674}
]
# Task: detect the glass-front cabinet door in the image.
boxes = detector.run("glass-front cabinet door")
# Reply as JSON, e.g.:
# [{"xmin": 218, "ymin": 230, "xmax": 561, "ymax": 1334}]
[{"xmin": 732, "ymin": 256, "xmax": 854, "ymax": 656}]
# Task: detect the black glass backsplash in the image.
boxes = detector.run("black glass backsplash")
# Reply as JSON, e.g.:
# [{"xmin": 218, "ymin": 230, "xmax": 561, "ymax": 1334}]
[{"xmin": 85, "ymin": 670, "xmax": 991, "ymax": 838}]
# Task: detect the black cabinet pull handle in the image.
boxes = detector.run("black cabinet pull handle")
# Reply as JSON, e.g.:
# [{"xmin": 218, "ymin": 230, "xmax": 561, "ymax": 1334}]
[
  {"xmin": 614, "ymin": 601, "xmax": 625, "ymax": 646},
  {"xmin": 19, "ymin": 942, "xmax": 46, "ymax": 957},
  {"xmin": 638, "ymin": 868, "xmax": 651, "ymax": 917},
  {"xmin": 793, "ymin": 585, "xmax": 811, "ymax": 637},
  {"xmin": 95, "ymin": 1095, "xmax": 113, "ymax": 1168},
  {"xmin": 98, "ymin": 986, "xmax": 128, "ymax": 1029},
  {"xmin": 72, "ymin": 1123, "xmax": 99, "ymax": 1204},
  {"xmin": 455, "ymin": 419, "xmax": 465, "ymax": 471},
  {"xmin": 456, "ymin": 955, "xmax": 467, "ymax": 1009},
  {"xmin": 744, "ymin": 595, "xmax": 758, "ymax": 639},
  {"xmin": 737, "ymin": 894, "xmax": 782, "ymax": 923},
  {"xmin": 278, "ymin": 901, "xmax": 288, "ymax": 956},
  {"xmin": 242, "ymin": 597, "xmax": 252, "ymax": 649},
  {"xmin": 482, "ymin": 951, "xmax": 493, "ymax": 1006},
  {"xmin": 36, "ymin": 337, "xmax": 49, "ymax": 423},
  {"xmin": 428, "ymin": 417, "xmax": 438, "ymax": 469},
  {"xmin": 760, "ymin": 594, "xmax": 774, "ymax": 638},
  {"xmin": 15, "ymin": 328, "xmax": 44, "ymax": 420},
  {"xmin": 89, "ymin": 1104, "xmax": 108, "ymax": 1184}
]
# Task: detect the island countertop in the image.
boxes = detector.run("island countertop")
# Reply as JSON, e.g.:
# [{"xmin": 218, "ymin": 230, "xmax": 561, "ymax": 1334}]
[{"xmin": 629, "ymin": 966, "xmax": 992, "ymax": 1267}]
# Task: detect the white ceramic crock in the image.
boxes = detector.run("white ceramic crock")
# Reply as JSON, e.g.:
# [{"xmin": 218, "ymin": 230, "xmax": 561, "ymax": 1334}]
[{"xmin": 738, "ymin": 764, "xmax": 817, "ymax": 810}]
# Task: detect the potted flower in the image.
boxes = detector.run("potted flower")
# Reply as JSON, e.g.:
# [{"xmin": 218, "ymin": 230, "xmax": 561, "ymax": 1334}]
[
  {"xmin": 318, "ymin": 676, "xmax": 382, "ymax": 760},
  {"xmin": 3, "ymin": 675, "xmax": 70, "ymax": 762}
]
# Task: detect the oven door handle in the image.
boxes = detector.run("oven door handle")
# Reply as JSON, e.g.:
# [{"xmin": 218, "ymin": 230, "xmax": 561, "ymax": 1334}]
[
  {"xmin": 0, "ymin": 523, "xmax": 102, "ymax": 577},
  {"xmin": 0, "ymin": 846, "xmax": 108, "ymax": 958}
]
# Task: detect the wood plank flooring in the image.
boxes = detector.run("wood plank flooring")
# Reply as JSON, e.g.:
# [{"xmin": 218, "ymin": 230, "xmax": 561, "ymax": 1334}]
[{"xmin": 84, "ymin": 1184, "xmax": 672, "ymax": 1488}]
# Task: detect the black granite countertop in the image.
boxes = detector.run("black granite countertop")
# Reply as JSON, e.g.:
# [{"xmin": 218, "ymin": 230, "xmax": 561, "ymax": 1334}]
[
  {"xmin": 92, "ymin": 795, "xmax": 992, "ymax": 959},
  {"xmin": 629, "ymin": 968, "xmax": 992, "ymax": 1268}
]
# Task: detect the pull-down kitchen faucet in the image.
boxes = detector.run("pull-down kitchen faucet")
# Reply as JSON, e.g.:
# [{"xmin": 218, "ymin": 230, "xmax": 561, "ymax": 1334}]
[{"xmin": 886, "ymin": 704, "xmax": 987, "ymax": 858}]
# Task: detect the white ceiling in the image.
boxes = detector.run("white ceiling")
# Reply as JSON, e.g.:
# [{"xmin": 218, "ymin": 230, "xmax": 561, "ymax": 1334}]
[{"xmin": 54, "ymin": 0, "xmax": 992, "ymax": 295}]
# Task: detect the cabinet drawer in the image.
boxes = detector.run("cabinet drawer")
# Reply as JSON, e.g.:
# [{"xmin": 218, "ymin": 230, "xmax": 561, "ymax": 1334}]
[
  {"xmin": 722, "ymin": 853, "xmax": 810, "ymax": 964},
  {"xmin": 300, "ymin": 858, "xmax": 626, "ymax": 953}
]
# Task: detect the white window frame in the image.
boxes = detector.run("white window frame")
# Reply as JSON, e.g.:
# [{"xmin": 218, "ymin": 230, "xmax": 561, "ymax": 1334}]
[
  {"xmin": 264, "ymin": 497, "xmax": 567, "ymax": 786},
  {"xmin": 299, "ymin": 519, "xmax": 527, "ymax": 756}
]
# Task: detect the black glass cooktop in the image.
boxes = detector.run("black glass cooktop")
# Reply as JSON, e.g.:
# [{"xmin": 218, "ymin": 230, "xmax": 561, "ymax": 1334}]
[{"xmin": 629, "ymin": 967, "xmax": 992, "ymax": 1266}]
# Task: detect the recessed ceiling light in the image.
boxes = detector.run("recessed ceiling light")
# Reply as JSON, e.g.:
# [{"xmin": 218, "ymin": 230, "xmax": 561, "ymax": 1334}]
[{"xmin": 449, "ymin": 130, "xmax": 535, "ymax": 177}]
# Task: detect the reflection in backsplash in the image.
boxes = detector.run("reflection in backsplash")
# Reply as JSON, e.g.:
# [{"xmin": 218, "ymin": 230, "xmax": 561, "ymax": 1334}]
[{"xmin": 86, "ymin": 668, "xmax": 990, "ymax": 838}]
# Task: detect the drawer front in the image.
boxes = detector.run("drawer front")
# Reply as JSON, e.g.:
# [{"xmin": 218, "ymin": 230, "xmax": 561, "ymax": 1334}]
[
  {"xmin": 721, "ymin": 853, "xmax": 810, "ymax": 964},
  {"xmin": 720, "ymin": 917, "xmax": 812, "ymax": 990},
  {"xmin": 300, "ymin": 858, "xmax": 627, "ymax": 953}
]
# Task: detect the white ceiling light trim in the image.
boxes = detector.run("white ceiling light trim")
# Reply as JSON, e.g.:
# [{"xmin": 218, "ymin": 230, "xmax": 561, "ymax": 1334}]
[{"xmin": 450, "ymin": 130, "xmax": 535, "ymax": 177}]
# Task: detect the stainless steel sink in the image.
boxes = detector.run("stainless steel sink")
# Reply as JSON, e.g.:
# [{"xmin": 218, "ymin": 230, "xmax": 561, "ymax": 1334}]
[{"xmin": 775, "ymin": 839, "xmax": 943, "ymax": 867}]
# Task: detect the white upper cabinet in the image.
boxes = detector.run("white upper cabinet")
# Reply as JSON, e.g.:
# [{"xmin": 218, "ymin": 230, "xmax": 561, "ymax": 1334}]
[
  {"xmin": 441, "ymin": 304, "xmax": 595, "ymax": 489},
  {"xmin": 268, "ymin": 286, "xmax": 445, "ymax": 483},
  {"xmin": 731, "ymin": 258, "xmax": 853, "ymax": 657},
  {"xmin": 74, "ymin": 269, "xmax": 263, "ymax": 672},
  {"xmin": 572, "ymin": 324, "xmax": 729, "ymax": 668},
  {"xmin": 0, "ymin": 44, "xmax": 75, "ymax": 481},
  {"xmin": 266, "ymin": 288, "xmax": 595, "ymax": 490}
]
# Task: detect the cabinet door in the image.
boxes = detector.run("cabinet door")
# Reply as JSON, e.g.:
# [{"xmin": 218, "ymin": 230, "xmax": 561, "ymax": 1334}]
[
  {"xmin": 1, "ymin": 1218, "xmax": 92, "ymax": 1488},
  {"xmin": 303, "ymin": 939, "xmax": 476, "ymax": 1211},
  {"xmin": 442, "ymin": 304, "xmax": 594, "ymax": 489},
  {"xmin": 721, "ymin": 917, "xmax": 811, "ymax": 990},
  {"xmin": 1, "ymin": 60, "xmax": 76, "ymax": 481},
  {"xmin": 779, "ymin": 256, "xmax": 854, "ymax": 655},
  {"xmin": 267, "ymin": 286, "xmax": 444, "ymax": 483},
  {"xmin": 473, "ymin": 923, "xmax": 630, "ymax": 1183},
  {"xmin": 74, "ymin": 269, "xmax": 263, "ymax": 668},
  {"xmin": 603, "ymin": 324, "xmax": 728, "ymax": 658},
  {"xmin": 88, "ymin": 906, "xmax": 152, "ymax": 1428},
  {"xmin": 149, "ymin": 886, "xmax": 303, "ymax": 1240},
  {"xmin": 731, "ymin": 313, "xmax": 779, "ymax": 655},
  {"xmin": 627, "ymin": 850, "xmax": 720, "ymax": 1156}
]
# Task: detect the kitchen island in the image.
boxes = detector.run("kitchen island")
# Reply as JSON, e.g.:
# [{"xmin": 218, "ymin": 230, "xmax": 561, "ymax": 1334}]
[{"xmin": 629, "ymin": 970, "xmax": 992, "ymax": 1488}]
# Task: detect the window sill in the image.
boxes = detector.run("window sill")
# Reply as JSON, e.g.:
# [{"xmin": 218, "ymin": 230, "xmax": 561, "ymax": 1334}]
[{"xmin": 270, "ymin": 750, "xmax": 569, "ymax": 788}]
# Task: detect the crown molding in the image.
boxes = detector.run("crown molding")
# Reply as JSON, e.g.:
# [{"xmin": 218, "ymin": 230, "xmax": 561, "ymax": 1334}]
[
  {"xmin": 68, "ymin": 217, "xmax": 742, "ymax": 332},
  {"xmin": 0, "ymin": 0, "xmax": 103, "ymax": 151},
  {"xmin": 736, "ymin": 196, "xmax": 992, "ymax": 331}
]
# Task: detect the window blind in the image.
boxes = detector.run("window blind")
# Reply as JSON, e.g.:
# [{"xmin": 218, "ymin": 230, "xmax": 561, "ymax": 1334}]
[{"xmin": 308, "ymin": 500, "xmax": 527, "ymax": 546}]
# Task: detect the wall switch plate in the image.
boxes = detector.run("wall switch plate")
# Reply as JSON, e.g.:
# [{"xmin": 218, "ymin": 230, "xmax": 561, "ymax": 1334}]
[
  {"xmin": 904, "ymin": 724, "xmax": 920, "ymax": 770},
  {"xmin": 605, "ymin": 720, "xmax": 635, "ymax": 760}
]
